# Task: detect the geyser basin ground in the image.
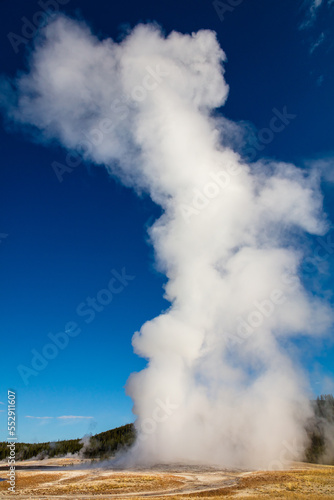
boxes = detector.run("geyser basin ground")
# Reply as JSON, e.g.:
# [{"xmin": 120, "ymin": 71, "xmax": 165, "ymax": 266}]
[{"xmin": 0, "ymin": 457, "xmax": 333, "ymax": 499}]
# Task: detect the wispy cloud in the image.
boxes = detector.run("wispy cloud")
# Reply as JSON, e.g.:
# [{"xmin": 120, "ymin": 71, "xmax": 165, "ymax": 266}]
[
  {"xmin": 310, "ymin": 0, "xmax": 324, "ymax": 14},
  {"xmin": 25, "ymin": 410, "xmax": 94, "ymax": 420},
  {"xmin": 299, "ymin": 1, "xmax": 333, "ymax": 61},
  {"xmin": 302, "ymin": 0, "xmax": 324, "ymax": 28},
  {"xmin": 25, "ymin": 415, "xmax": 94, "ymax": 420},
  {"xmin": 0, "ymin": 402, "xmax": 4, "ymax": 405},
  {"xmin": 301, "ymin": 0, "xmax": 334, "ymax": 29},
  {"xmin": 310, "ymin": 31, "xmax": 326, "ymax": 53},
  {"xmin": 307, "ymin": 157, "xmax": 334, "ymax": 183},
  {"xmin": 317, "ymin": 75, "xmax": 324, "ymax": 86}
]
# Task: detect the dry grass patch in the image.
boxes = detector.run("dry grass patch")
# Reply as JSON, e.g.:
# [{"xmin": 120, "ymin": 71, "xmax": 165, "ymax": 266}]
[
  {"xmin": 149, "ymin": 467, "xmax": 334, "ymax": 499},
  {"xmin": 0, "ymin": 470, "xmax": 184, "ymax": 496},
  {"xmin": 46, "ymin": 473, "xmax": 183, "ymax": 494},
  {"xmin": 0, "ymin": 464, "xmax": 332, "ymax": 498},
  {"xmin": 0, "ymin": 472, "xmax": 63, "ymax": 494}
]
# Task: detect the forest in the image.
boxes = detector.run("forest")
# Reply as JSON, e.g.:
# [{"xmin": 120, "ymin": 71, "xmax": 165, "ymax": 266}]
[{"xmin": 0, "ymin": 396, "xmax": 333, "ymax": 464}]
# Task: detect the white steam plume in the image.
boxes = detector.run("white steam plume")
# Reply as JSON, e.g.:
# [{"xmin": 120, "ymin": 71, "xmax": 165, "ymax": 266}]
[{"xmin": 2, "ymin": 15, "xmax": 332, "ymax": 468}]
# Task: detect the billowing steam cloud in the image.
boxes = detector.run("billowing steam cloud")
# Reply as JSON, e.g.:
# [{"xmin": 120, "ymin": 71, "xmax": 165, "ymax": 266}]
[{"xmin": 2, "ymin": 15, "xmax": 332, "ymax": 468}]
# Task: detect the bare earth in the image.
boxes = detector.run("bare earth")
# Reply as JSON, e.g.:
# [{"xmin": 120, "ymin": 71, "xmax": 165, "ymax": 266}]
[{"xmin": 0, "ymin": 458, "xmax": 333, "ymax": 499}]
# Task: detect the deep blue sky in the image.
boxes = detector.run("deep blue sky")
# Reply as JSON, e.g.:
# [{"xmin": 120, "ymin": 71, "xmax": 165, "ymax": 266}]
[{"xmin": 1, "ymin": 0, "xmax": 334, "ymax": 443}]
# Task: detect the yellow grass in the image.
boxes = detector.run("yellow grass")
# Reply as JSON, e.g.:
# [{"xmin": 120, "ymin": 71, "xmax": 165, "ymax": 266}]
[{"xmin": 0, "ymin": 462, "xmax": 332, "ymax": 498}]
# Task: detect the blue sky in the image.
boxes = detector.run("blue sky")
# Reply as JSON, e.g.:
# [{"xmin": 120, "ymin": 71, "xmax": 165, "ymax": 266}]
[{"xmin": 0, "ymin": 0, "xmax": 334, "ymax": 444}]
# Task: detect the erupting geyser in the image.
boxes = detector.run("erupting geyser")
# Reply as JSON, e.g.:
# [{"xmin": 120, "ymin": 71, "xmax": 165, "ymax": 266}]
[{"xmin": 2, "ymin": 15, "xmax": 332, "ymax": 468}]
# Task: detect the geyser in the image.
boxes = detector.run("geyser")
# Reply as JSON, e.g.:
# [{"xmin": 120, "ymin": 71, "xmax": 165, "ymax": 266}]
[{"xmin": 1, "ymin": 15, "xmax": 332, "ymax": 468}]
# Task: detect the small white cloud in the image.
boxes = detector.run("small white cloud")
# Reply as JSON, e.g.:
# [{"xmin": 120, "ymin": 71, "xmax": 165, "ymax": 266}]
[
  {"xmin": 0, "ymin": 402, "xmax": 5, "ymax": 405},
  {"xmin": 25, "ymin": 415, "xmax": 94, "ymax": 421}
]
